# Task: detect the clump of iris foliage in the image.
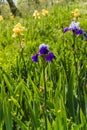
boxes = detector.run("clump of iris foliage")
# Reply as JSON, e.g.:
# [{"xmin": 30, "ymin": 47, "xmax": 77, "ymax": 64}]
[{"xmin": 0, "ymin": 0, "xmax": 87, "ymax": 130}]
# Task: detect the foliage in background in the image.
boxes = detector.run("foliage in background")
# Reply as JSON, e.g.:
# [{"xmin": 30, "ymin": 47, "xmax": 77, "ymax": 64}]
[{"xmin": 0, "ymin": 0, "xmax": 87, "ymax": 130}]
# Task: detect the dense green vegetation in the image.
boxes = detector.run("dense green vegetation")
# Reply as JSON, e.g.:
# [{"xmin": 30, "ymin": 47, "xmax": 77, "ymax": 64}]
[{"xmin": 0, "ymin": 0, "xmax": 87, "ymax": 129}]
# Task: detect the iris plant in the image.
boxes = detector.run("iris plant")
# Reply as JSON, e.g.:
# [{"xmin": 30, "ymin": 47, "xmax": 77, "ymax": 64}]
[
  {"xmin": 63, "ymin": 21, "xmax": 84, "ymax": 35},
  {"xmin": 32, "ymin": 44, "xmax": 56, "ymax": 62},
  {"xmin": 32, "ymin": 44, "xmax": 55, "ymax": 130}
]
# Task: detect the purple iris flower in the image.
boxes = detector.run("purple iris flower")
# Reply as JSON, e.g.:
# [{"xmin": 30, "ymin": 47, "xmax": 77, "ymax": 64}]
[
  {"xmin": 32, "ymin": 44, "xmax": 56, "ymax": 62},
  {"xmin": 46, "ymin": 52, "xmax": 56, "ymax": 62},
  {"xmin": 69, "ymin": 21, "xmax": 80, "ymax": 31},
  {"xmin": 63, "ymin": 21, "xmax": 84, "ymax": 35},
  {"xmin": 32, "ymin": 54, "xmax": 39, "ymax": 62},
  {"xmin": 39, "ymin": 44, "xmax": 49, "ymax": 55},
  {"xmin": 75, "ymin": 29, "xmax": 84, "ymax": 35},
  {"xmin": 63, "ymin": 27, "xmax": 69, "ymax": 33}
]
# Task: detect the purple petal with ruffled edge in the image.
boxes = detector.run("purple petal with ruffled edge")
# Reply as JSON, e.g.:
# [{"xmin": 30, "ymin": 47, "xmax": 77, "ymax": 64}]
[
  {"xmin": 69, "ymin": 21, "xmax": 80, "ymax": 31},
  {"xmin": 39, "ymin": 44, "xmax": 49, "ymax": 55},
  {"xmin": 75, "ymin": 29, "xmax": 84, "ymax": 35},
  {"xmin": 63, "ymin": 27, "xmax": 69, "ymax": 33},
  {"xmin": 32, "ymin": 54, "xmax": 39, "ymax": 62},
  {"xmin": 70, "ymin": 27, "xmax": 78, "ymax": 31},
  {"xmin": 46, "ymin": 52, "xmax": 56, "ymax": 62}
]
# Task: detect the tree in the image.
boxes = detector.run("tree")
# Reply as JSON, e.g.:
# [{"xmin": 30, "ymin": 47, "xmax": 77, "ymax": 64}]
[{"xmin": 7, "ymin": 0, "xmax": 22, "ymax": 17}]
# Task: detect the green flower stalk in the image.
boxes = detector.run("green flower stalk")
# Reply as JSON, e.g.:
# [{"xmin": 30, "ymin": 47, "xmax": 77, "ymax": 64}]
[{"xmin": 43, "ymin": 61, "xmax": 47, "ymax": 130}]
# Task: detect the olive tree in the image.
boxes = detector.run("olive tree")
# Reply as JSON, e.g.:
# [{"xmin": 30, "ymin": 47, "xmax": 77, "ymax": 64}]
[{"xmin": 7, "ymin": 0, "xmax": 22, "ymax": 16}]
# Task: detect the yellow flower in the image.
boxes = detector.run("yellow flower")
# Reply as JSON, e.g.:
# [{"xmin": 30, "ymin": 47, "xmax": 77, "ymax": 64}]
[
  {"xmin": 74, "ymin": 8, "xmax": 79, "ymax": 13},
  {"xmin": 33, "ymin": 10, "xmax": 40, "ymax": 19},
  {"xmin": 14, "ymin": 23, "xmax": 25, "ymax": 31},
  {"xmin": 57, "ymin": 109, "xmax": 61, "ymax": 113},
  {"xmin": 72, "ymin": 8, "xmax": 80, "ymax": 19},
  {"xmin": 12, "ymin": 23, "xmax": 25, "ymax": 37},
  {"xmin": 13, "ymin": 28, "xmax": 21, "ymax": 35},
  {"xmin": 42, "ymin": 9, "xmax": 49, "ymax": 16},
  {"xmin": 74, "ymin": 13, "xmax": 79, "ymax": 18},
  {"xmin": 0, "ymin": 15, "xmax": 3, "ymax": 21}
]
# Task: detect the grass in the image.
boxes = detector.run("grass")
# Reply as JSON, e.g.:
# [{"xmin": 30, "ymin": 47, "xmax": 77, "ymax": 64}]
[{"xmin": 0, "ymin": 0, "xmax": 87, "ymax": 129}]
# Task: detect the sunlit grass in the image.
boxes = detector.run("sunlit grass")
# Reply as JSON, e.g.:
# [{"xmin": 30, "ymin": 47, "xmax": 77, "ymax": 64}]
[{"xmin": 0, "ymin": 1, "xmax": 87, "ymax": 130}]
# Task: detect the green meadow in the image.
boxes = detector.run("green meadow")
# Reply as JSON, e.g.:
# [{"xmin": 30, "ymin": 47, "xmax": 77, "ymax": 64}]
[{"xmin": 0, "ymin": 0, "xmax": 87, "ymax": 129}]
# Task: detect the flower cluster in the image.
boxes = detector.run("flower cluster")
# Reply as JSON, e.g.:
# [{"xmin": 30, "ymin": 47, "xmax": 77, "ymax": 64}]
[
  {"xmin": 33, "ymin": 9, "xmax": 49, "ymax": 19},
  {"xmin": 12, "ymin": 23, "xmax": 25, "ymax": 37},
  {"xmin": 32, "ymin": 44, "xmax": 56, "ymax": 62},
  {"xmin": 33, "ymin": 10, "xmax": 40, "ymax": 19},
  {"xmin": 72, "ymin": 8, "xmax": 80, "ymax": 19},
  {"xmin": 0, "ymin": 15, "xmax": 3, "ymax": 21},
  {"xmin": 63, "ymin": 21, "xmax": 84, "ymax": 35},
  {"xmin": 42, "ymin": 9, "xmax": 49, "ymax": 16}
]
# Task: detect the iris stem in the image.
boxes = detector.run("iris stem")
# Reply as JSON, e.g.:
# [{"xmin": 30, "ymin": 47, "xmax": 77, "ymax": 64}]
[
  {"xmin": 72, "ymin": 33, "xmax": 76, "ymax": 121},
  {"xmin": 73, "ymin": 33, "xmax": 80, "ymax": 122},
  {"xmin": 43, "ymin": 62, "xmax": 47, "ymax": 130}
]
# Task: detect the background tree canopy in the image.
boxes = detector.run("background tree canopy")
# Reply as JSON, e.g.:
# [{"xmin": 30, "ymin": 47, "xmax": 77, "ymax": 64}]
[{"xmin": 0, "ymin": 0, "xmax": 76, "ymax": 17}]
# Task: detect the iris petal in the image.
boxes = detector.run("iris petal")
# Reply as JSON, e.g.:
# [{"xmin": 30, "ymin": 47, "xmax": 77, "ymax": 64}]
[
  {"xmin": 63, "ymin": 27, "xmax": 69, "ymax": 33},
  {"xmin": 39, "ymin": 44, "xmax": 49, "ymax": 55},
  {"xmin": 46, "ymin": 52, "xmax": 56, "ymax": 62},
  {"xmin": 75, "ymin": 29, "xmax": 84, "ymax": 35},
  {"xmin": 32, "ymin": 54, "xmax": 39, "ymax": 62}
]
